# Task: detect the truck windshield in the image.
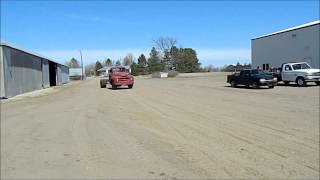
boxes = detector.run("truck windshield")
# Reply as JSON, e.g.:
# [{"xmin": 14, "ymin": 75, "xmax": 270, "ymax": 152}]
[
  {"xmin": 111, "ymin": 67, "xmax": 129, "ymax": 73},
  {"xmin": 292, "ymin": 63, "xmax": 311, "ymax": 70},
  {"xmin": 251, "ymin": 70, "xmax": 265, "ymax": 75}
]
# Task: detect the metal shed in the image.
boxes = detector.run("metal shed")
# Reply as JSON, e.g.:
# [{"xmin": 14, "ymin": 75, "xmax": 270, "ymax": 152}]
[{"xmin": 0, "ymin": 43, "xmax": 69, "ymax": 98}]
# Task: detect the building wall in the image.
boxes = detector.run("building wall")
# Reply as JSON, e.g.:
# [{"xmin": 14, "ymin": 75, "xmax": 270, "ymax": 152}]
[
  {"xmin": 2, "ymin": 46, "xmax": 43, "ymax": 97},
  {"xmin": 0, "ymin": 45, "xmax": 69, "ymax": 98},
  {"xmin": 0, "ymin": 46, "xmax": 5, "ymax": 98},
  {"xmin": 252, "ymin": 24, "xmax": 320, "ymax": 69},
  {"xmin": 61, "ymin": 65, "xmax": 70, "ymax": 84},
  {"xmin": 57, "ymin": 64, "xmax": 69, "ymax": 85},
  {"xmin": 42, "ymin": 59, "xmax": 50, "ymax": 88}
]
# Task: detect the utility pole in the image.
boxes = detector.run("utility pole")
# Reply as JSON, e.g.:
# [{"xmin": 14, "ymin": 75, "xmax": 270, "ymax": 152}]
[{"xmin": 80, "ymin": 50, "xmax": 84, "ymax": 80}]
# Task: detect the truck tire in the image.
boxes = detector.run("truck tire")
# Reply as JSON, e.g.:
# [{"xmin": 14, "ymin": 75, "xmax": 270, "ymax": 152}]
[
  {"xmin": 296, "ymin": 77, "xmax": 306, "ymax": 87},
  {"xmin": 112, "ymin": 84, "xmax": 117, "ymax": 89},
  {"xmin": 230, "ymin": 81, "xmax": 236, "ymax": 87},
  {"xmin": 315, "ymin": 82, "xmax": 320, "ymax": 85},
  {"xmin": 268, "ymin": 85, "xmax": 274, "ymax": 89},
  {"xmin": 252, "ymin": 82, "xmax": 259, "ymax": 89},
  {"xmin": 128, "ymin": 85, "xmax": 133, "ymax": 89},
  {"xmin": 100, "ymin": 80, "xmax": 106, "ymax": 88}
]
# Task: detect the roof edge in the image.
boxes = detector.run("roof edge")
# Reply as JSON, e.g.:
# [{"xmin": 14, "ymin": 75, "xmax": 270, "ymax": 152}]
[
  {"xmin": 0, "ymin": 42, "xmax": 68, "ymax": 67},
  {"xmin": 251, "ymin": 20, "xmax": 320, "ymax": 40}
]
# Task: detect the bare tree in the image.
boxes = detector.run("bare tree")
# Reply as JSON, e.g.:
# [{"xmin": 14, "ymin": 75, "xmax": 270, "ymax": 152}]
[
  {"xmin": 153, "ymin": 36, "xmax": 177, "ymax": 52},
  {"xmin": 122, "ymin": 53, "xmax": 135, "ymax": 66}
]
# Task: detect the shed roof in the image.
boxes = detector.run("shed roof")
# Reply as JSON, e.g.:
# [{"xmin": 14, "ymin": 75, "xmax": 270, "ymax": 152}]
[
  {"xmin": 0, "ymin": 41, "xmax": 68, "ymax": 68},
  {"xmin": 251, "ymin": 20, "xmax": 320, "ymax": 40}
]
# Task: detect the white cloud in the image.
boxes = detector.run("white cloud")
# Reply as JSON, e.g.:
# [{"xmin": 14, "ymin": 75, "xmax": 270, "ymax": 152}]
[{"xmin": 37, "ymin": 48, "xmax": 251, "ymax": 67}]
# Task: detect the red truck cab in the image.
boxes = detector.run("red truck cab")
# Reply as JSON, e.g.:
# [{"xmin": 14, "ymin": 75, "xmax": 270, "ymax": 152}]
[{"xmin": 108, "ymin": 66, "xmax": 134, "ymax": 89}]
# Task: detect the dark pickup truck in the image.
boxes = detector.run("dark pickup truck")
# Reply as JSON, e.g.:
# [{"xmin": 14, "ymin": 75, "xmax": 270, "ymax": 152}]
[{"xmin": 227, "ymin": 69, "xmax": 277, "ymax": 89}]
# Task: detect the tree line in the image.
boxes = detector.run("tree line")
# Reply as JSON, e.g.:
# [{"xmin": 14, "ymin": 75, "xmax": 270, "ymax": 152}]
[
  {"xmin": 131, "ymin": 37, "xmax": 201, "ymax": 76},
  {"xmin": 65, "ymin": 37, "xmax": 249, "ymax": 76}
]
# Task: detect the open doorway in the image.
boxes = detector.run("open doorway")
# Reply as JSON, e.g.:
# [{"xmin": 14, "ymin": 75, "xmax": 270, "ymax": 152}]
[{"xmin": 49, "ymin": 61, "xmax": 57, "ymax": 86}]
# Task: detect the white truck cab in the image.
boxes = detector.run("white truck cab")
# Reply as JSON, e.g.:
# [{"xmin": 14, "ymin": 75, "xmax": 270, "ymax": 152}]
[{"xmin": 281, "ymin": 62, "xmax": 320, "ymax": 86}]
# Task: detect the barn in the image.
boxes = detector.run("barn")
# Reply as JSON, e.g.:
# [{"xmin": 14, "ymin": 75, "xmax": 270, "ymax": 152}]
[
  {"xmin": 251, "ymin": 20, "xmax": 320, "ymax": 70},
  {"xmin": 0, "ymin": 43, "xmax": 69, "ymax": 98}
]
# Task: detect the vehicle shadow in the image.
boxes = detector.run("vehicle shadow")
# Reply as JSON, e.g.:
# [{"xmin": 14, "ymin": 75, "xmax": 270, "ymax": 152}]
[
  {"xmin": 106, "ymin": 87, "xmax": 131, "ymax": 90},
  {"xmin": 276, "ymin": 83, "xmax": 318, "ymax": 87},
  {"xmin": 224, "ymin": 85, "xmax": 271, "ymax": 90}
]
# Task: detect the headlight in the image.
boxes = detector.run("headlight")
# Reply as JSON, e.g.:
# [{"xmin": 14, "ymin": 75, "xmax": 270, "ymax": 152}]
[
  {"xmin": 273, "ymin": 77, "xmax": 277, "ymax": 81},
  {"xmin": 259, "ymin": 79, "xmax": 266, "ymax": 83}
]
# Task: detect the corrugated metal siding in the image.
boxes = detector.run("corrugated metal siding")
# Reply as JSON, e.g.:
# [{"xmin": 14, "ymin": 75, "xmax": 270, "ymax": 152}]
[
  {"xmin": 0, "ymin": 46, "xmax": 5, "ymax": 98},
  {"xmin": 61, "ymin": 65, "xmax": 69, "ymax": 84},
  {"xmin": 0, "ymin": 45, "xmax": 69, "ymax": 98},
  {"xmin": 42, "ymin": 59, "xmax": 50, "ymax": 88},
  {"xmin": 3, "ymin": 46, "xmax": 43, "ymax": 97},
  {"xmin": 56, "ymin": 64, "xmax": 62, "ymax": 85}
]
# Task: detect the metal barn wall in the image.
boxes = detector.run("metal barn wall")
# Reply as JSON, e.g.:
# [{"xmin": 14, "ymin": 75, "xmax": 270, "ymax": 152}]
[
  {"xmin": 42, "ymin": 59, "xmax": 50, "ymax": 88},
  {"xmin": 252, "ymin": 24, "xmax": 320, "ymax": 69},
  {"xmin": 0, "ymin": 46, "xmax": 5, "ymax": 98},
  {"xmin": 56, "ymin": 64, "xmax": 69, "ymax": 85},
  {"xmin": 61, "ymin": 65, "xmax": 69, "ymax": 84},
  {"xmin": 2, "ymin": 46, "xmax": 43, "ymax": 97}
]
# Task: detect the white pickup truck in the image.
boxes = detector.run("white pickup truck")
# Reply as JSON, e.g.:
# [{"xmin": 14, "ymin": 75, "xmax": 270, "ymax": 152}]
[{"xmin": 271, "ymin": 62, "xmax": 320, "ymax": 86}]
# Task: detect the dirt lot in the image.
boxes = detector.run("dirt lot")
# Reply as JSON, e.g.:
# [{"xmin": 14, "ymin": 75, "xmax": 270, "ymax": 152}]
[{"xmin": 1, "ymin": 72, "xmax": 319, "ymax": 179}]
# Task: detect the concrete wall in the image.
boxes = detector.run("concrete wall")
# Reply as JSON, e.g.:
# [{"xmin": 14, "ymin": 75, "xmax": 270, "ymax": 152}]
[{"xmin": 252, "ymin": 24, "xmax": 320, "ymax": 69}]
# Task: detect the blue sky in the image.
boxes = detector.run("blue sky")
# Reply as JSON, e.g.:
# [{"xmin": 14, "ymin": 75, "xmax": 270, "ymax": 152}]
[{"xmin": 1, "ymin": 0, "xmax": 319, "ymax": 66}]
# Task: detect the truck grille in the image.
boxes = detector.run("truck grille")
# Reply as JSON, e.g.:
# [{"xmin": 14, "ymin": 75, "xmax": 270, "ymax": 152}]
[{"xmin": 119, "ymin": 78, "xmax": 130, "ymax": 81}]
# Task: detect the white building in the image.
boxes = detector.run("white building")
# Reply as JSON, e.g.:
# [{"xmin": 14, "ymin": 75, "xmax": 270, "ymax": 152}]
[{"xmin": 251, "ymin": 20, "xmax": 320, "ymax": 70}]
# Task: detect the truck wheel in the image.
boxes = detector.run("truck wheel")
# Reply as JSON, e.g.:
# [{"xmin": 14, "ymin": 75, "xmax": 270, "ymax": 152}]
[
  {"xmin": 128, "ymin": 85, "xmax": 133, "ymax": 89},
  {"xmin": 315, "ymin": 82, "xmax": 320, "ymax": 85},
  {"xmin": 100, "ymin": 80, "xmax": 106, "ymax": 88},
  {"xmin": 269, "ymin": 85, "xmax": 274, "ymax": 89},
  {"xmin": 230, "ymin": 81, "xmax": 236, "ymax": 87},
  {"xmin": 283, "ymin": 81, "xmax": 289, "ymax": 85},
  {"xmin": 252, "ymin": 82, "xmax": 259, "ymax": 89},
  {"xmin": 112, "ymin": 85, "xmax": 117, "ymax": 89},
  {"xmin": 296, "ymin": 77, "xmax": 306, "ymax": 87}
]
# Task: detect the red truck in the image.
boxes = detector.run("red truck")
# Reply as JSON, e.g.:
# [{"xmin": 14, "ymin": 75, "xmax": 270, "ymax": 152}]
[{"xmin": 100, "ymin": 66, "xmax": 134, "ymax": 89}]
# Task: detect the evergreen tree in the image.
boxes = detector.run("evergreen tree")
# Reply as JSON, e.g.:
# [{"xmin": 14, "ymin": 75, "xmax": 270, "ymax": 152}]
[
  {"xmin": 66, "ymin": 58, "xmax": 80, "ymax": 68},
  {"xmin": 105, "ymin": 58, "xmax": 113, "ymax": 66},
  {"xmin": 137, "ymin": 54, "xmax": 148, "ymax": 75},
  {"xmin": 147, "ymin": 47, "xmax": 164, "ymax": 73},
  {"xmin": 115, "ymin": 60, "xmax": 121, "ymax": 66},
  {"xmin": 94, "ymin": 61, "xmax": 103, "ymax": 76}
]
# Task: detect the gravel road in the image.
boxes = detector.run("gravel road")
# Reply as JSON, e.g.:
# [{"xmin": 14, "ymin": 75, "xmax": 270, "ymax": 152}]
[{"xmin": 1, "ymin": 73, "xmax": 319, "ymax": 179}]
